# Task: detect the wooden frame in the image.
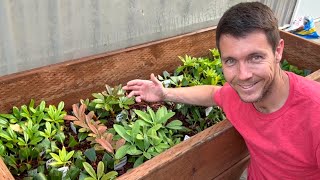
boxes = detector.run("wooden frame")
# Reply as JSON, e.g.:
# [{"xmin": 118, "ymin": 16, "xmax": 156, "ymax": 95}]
[{"xmin": 0, "ymin": 27, "xmax": 319, "ymax": 179}]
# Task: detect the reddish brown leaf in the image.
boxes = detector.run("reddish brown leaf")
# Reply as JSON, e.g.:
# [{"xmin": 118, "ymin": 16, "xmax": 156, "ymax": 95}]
[
  {"xmin": 63, "ymin": 115, "xmax": 78, "ymax": 121},
  {"xmin": 97, "ymin": 126, "xmax": 107, "ymax": 134},
  {"xmin": 106, "ymin": 133, "xmax": 113, "ymax": 143},
  {"xmin": 116, "ymin": 139, "xmax": 126, "ymax": 150},
  {"xmin": 86, "ymin": 113, "xmax": 98, "ymax": 134},
  {"xmin": 96, "ymin": 138, "xmax": 114, "ymax": 154}
]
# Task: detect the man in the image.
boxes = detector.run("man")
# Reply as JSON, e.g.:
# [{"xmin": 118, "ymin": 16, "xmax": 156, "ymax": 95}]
[{"xmin": 123, "ymin": 2, "xmax": 320, "ymax": 179}]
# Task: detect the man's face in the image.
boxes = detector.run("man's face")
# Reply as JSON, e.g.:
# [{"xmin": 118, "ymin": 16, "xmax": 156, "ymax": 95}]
[{"xmin": 219, "ymin": 31, "xmax": 283, "ymax": 103}]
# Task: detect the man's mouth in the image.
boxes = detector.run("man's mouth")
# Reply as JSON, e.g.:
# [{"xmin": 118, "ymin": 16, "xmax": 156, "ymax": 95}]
[{"xmin": 238, "ymin": 81, "xmax": 258, "ymax": 90}]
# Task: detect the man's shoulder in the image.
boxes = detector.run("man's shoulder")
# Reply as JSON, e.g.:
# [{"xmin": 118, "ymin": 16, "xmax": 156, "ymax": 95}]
[{"xmin": 289, "ymin": 72, "xmax": 320, "ymax": 105}]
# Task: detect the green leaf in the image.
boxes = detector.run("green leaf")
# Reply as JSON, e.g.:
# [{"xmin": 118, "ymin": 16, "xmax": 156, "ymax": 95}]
[
  {"xmin": 92, "ymin": 93, "xmax": 105, "ymax": 100},
  {"xmin": 136, "ymin": 134, "xmax": 143, "ymax": 140},
  {"xmin": 84, "ymin": 148, "xmax": 97, "ymax": 162},
  {"xmin": 66, "ymin": 165, "xmax": 81, "ymax": 180},
  {"xmin": 134, "ymin": 110, "xmax": 152, "ymax": 124},
  {"xmin": 113, "ymin": 124, "xmax": 132, "ymax": 143},
  {"xmin": 157, "ymin": 112, "xmax": 175, "ymax": 124},
  {"xmin": 166, "ymin": 120, "xmax": 183, "ymax": 130},
  {"xmin": 92, "ymin": 99, "xmax": 104, "ymax": 104},
  {"xmin": 34, "ymin": 172, "xmax": 47, "ymax": 180},
  {"xmin": 143, "ymin": 151, "xmax": 152, "ymax": 159},
  {"xmin": 97, "ymin": 161, "xmax": 104, "ymax": 179},
  {"xmin": 39, "ymin": 101, "xmax": 46, "ymax": 112},
  {"xmin": 83, "ymin": 162, "xmax": 96, "ymax": 178},
  {"xmin": 7, "ymin": 127, "xmax": 17, "ymax": 140},
  {"xmin": 102, "ymin": 153, "xmax": 114, "ymax": 169},
  {"xmin": 147, "ymin": 106, "xmax": 156, "ymax": 123},
  {"xmin": 58, "ymin": 101, "xmax": 64, "ymax": 111},
  {"xmin": 61, "ymin": 146, "xmax": 67, "ymax": 161},
  {"xmin": 30, "ymin": 137, "xmax": 44, "ymax": 145},
  {"xmin": 115, "ymin": 144, "xmax": 130, "ymax": 159},
  {"xmin": 84, "ymin": 177, "xmax": 96, "ymax": 180},
  {"xmin": 0, "ymin": 131, "xmax": 12, "ymax": 141},
  {"xmin": 54, "ymin": 131, "xmax": 65, "ymax": 143},
  {"xmin": 66, "ymin": 150, "xmax": 75, "ymax": 161},
  {"xmin": 127, "ymin": 145, "xmax": 142, "ymax": 155},
  {"xmin": 101, "ymin": 171, "xmax": 118, "ymax": 180},
  {"xmin": 49, "ymin": 168, "xmax": 63, "ymax": 179},
  {"xmin": 68, "ymin": 135, "xmax": 79, "ymax": 148},
  {"xmin": 131, "ymin": 120, "xmax": 142, "ymax": 139},
  {"xmin": 50, "ymin": 153, "xmax": 62, "ymax": 162},
  {"xmin": 78, "ymin": 132, "xmax": 88, "ymax": 142},
  {"xmin": 133, "ymin": 155, "xmax": 145, "ymax": 168}
]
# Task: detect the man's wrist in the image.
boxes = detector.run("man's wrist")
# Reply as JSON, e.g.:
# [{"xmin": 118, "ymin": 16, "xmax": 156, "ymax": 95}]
[{"xmin": 162, "ymin": 88, "xmax": 170, "ymax": 102}]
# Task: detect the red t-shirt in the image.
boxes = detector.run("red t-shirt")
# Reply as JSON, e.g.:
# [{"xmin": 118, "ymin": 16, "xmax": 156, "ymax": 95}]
[{"xmin": 214, "ymin": 72, "xmax": 320, "ymax": 179}]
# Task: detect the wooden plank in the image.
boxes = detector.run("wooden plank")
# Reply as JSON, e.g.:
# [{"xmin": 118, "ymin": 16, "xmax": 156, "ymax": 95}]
[
  {"xmin": 118, "ymin": 120, "xmax": 249, "ymax": 180},
  {"xmin": 306, "ymin": 69, "xmax": 320, "ymax": 82},
  {"xmin": 0, "ymin": 159, "xmax": 14, "ymax": 180},
  {"xmin": 215, "ymin": 155, "xmax": 250, "ymax": 180},
  {"xmin": 0, "ymin": 27, "xmax": 216, "ymax": 113},
  {"xmin": 280, "ymin": 30, "xmax": 320, "ymax": 71}
]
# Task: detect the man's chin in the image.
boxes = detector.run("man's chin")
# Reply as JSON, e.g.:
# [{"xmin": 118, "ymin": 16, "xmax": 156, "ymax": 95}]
[{"xmin": 238, "ymin": 93, "xmax": 261, "ymax": 103}]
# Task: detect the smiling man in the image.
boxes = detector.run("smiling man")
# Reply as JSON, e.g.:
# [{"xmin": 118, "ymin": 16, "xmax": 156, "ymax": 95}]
[{"xmin": 123, "ymin": 2, "xmax": 320, "ymax": 179}]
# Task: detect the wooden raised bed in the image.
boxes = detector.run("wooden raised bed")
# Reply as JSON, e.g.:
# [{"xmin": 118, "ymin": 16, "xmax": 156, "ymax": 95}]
[{"xmin": 0, "ymin": 27, "xmax": 320, "ymax": 179}]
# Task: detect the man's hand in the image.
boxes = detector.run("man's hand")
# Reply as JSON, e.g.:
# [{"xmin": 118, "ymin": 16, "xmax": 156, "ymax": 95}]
[{"xmin": 123, "ymin": 73, "xmax": 165, "ymax": 102}]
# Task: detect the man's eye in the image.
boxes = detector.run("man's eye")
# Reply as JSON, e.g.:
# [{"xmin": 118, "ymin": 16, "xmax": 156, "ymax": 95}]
[
  {"xmin": 252, "ymin": 55, "xmax": 263, "ymax": 61},
  {"xmin": 225, "ymin": 59, "xmax": 235, "ymax": 66}
]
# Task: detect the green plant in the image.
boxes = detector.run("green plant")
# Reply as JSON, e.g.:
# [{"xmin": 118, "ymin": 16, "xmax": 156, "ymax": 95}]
[
  {"xmin": 0, "ymin": 100, "xmax": 46, "ymax": 125},
  {"xmin": 43, "ymin": 101, "xmax": 67, "ymax": 127},
  {"xmin": 281, "ymin": 59, "xmax": 310, "ymax": 76},
  {"xmin": 82, "ymin": 161, "xmax": 117, "ymax": 180},
  {"xmin": 114, "ymin": 106, "xmax": 185, "ymax": 167},
  {"xmin": 39, "ymin": 122, "xmax": 57, "ymax": 140},
  {"xmin": 49, "ymin": 146, "xmax": 75, "ymax": 167},
  {"xmin": 89, "ymin": 84, "xmax": 135, "ymax": 118},
  {"xmin": 157, "ymin": 71, "xmax": 185, "ymax": 88}
]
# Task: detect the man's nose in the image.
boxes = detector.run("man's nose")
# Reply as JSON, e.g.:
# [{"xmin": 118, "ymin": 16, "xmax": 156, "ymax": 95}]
[{"xmin": 238, "ymin": 62, "xmax": 252, "ymax": 80}]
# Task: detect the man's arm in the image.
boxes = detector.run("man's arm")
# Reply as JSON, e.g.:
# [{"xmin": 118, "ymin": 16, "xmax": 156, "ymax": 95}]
[
  {"xmin": 163, "ymin": 85, "xmax": 221, "ymax": 107},
  {"xmin": 123, "ymin": 73, "xmax": 221, "ymax": 107}
]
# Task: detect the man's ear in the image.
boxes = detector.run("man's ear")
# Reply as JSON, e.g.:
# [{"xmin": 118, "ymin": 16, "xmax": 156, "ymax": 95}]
[{"xmin": 275, "ymin": 39, "xmax": 284, "ymax": 63}]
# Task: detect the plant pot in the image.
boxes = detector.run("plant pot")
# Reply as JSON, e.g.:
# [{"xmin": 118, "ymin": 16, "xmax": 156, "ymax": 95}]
[{"xmin": 0, "ymin": 27, "xmax": 319, "ymax": 179}]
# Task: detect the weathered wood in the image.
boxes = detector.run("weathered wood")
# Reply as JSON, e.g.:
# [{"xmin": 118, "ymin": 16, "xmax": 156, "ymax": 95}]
[
  {"xmin": 281, "ymin": 31, "xmax": 320, "ymax": 71},
  {"xmin": 0, "ymin": 158, "xmax": 14, "ymax": 180},
  {"xmin": 118, "ymin": 120, "xmax": 249, "ymax": 180},
  {"xmin": 306, "ymin": 69, "xmax": 320, "ymax": 82},
  {"xmin": 0, "ymin": 28, "xmax": 216, "ymax": 113},
  {"xmin": 215, "ymin": 155, "xmax": 250, "ymax": 180}
]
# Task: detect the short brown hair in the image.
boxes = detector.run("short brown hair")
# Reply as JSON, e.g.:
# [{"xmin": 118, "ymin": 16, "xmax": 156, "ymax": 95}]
[{"xmin": 216, "ymin": 2, "xmax": 280, "ymax": 52}]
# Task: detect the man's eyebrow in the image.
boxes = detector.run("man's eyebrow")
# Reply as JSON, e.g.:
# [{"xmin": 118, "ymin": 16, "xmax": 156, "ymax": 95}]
[
  {"xmin": 247, "ymin": 52, "xmax": 266, "ymax": 58},
  {"xmin": 220, "ymin": 56, "xmax": 236, "ymax": 61}
]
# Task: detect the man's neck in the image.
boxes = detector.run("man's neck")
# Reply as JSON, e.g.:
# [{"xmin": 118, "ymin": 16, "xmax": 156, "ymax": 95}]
[{"xmin": 253, "ymin": 70, "xmax": 290, "ymax": 114}]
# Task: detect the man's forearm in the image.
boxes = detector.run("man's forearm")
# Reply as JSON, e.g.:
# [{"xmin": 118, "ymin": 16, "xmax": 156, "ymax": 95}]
[{"xmin": 163, "ymin": 85, "xmax": 221, "ymax": 107}]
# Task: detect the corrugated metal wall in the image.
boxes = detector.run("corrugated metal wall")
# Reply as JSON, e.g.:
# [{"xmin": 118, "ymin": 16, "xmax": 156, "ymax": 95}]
[{"xmin": 0, "ymin": 0, "xmax": 296, "ymax": 76}]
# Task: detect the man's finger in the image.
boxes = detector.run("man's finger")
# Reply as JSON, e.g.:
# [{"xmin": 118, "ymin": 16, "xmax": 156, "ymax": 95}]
[
  {"xmin": 135, "ymin": 96, "xmax": 142, "ymax": 102},
  {"xmin": 150, "ymin": 73, "xmax": 162, "ymax": 86},
  {"xmin": 127, "ymin": 79, "xmax": 149, "ymax": 86},
  {"xmin": 123, "ymin": 85, "xmax": 142, "ymax": 91},
  {"xmin": 128, "ymin": 90, "xmax": 141, "ymax": 98}
]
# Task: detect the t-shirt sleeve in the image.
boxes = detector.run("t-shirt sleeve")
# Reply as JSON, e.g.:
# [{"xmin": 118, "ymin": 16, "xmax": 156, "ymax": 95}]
[{"xmin": 214, "ymin": 86, "xmax": 223, "ymax": 109}]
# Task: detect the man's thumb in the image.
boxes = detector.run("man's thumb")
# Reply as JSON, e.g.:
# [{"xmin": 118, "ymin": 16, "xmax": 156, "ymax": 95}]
[{"xmin": 150, "ymin": 73, "xmax": 162, "ymax": 86}]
